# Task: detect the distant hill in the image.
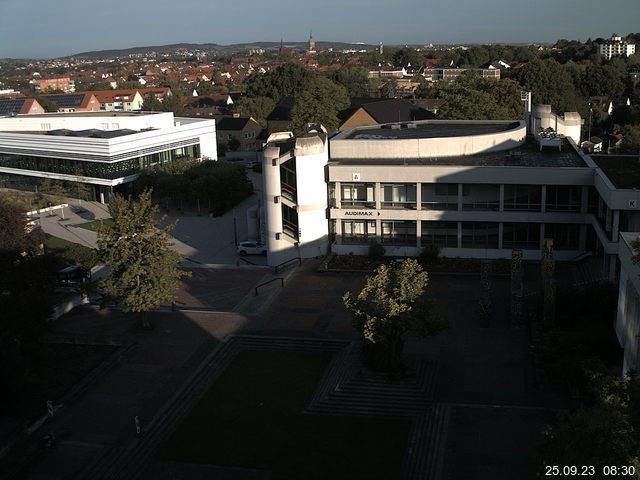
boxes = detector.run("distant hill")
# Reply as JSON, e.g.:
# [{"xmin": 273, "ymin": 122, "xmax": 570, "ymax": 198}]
[{"xmin": 67, "ymin": 41, "xmax": 379, "ymax": 59}]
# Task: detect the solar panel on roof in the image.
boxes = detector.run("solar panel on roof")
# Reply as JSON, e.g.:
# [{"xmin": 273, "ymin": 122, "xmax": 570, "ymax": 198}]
[
  {"xmin": 0, "ymin": 98, "xmax": 26, "ymax": 115},
  {"xmin": 41, "ymin": 94, "xmax": 85, "ymax": 108}
]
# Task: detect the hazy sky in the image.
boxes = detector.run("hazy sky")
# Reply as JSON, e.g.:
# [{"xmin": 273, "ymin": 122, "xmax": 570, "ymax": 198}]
[{"xmin": 1, "ymin": 0, "xmax": 639, "ymax": 58}]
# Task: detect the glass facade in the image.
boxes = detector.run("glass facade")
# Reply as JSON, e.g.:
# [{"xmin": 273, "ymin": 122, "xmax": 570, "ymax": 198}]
[
  {"xmin": 462, "ymin": 184, "xmax": 500, "ymax": 211},
  {"xmin": 341, "ymin": 183, "xmax": 375, "ymax": 208},
  {"xmin": 503, "ymin": 185, "xmax": 542, "ymax": 211},
  {"xmin": 0, "ymin": 145, "xmax": 199, "ymax": 180},
  {"xmin": 281, "ymin": 204, "xmax": 298, "ymax": 240},
  {"xmin": 381, "ymin": 220, "xmax": 417, "ymax": 245},
  {"xmin": 280, "ymin": 158, "xmax": 297, "ymax": 203},
  {"xmin": 342, "ymin": 220, "xmax": 376, "ymax": 244},
  {"xmin": 544, "ymin": 223, "xmax": 580, "ymax": 250},
  {"xmin": 502, "ymin": 223, "xmax": 541, "ymax": 249},
  {"xmin": 461, "ymin": 222, "xmax": 499, "ymax": 248},
  {"xmin": 545, "ymin": 186, "xmax": 582, "ymax": 212},
  {"xmin": 423, "ymin": 183, "xmax": 457, "ymax": 210},
  {"xmin": 381, "ymin": 183, "xmax": 416, "ymax": 209},
  {"xmin": 421, "ymin": 221, "xmax": 458, "ymax": 248}
]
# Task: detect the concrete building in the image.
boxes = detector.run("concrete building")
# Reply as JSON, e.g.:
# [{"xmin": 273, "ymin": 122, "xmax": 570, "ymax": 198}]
[
  {"xmin": 33, "ymin": 77, "xmax": 76, "ymax": 93},
  {"xmin": 0, "ymin": 111, "xmax": 216, "ymax": 202},
  {"xmin": 262, "ymin": 128, "xmax": 330, "ymax": 266},
  {"xmin": 599, "ymin": 34, "xmax": 636, "ymax": 60}
]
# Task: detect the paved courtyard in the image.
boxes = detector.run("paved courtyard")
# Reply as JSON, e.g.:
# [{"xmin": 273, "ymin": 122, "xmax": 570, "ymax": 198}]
[{"xmin": 14, "ymin": 253, "xmax": 567, "ymax": 480}]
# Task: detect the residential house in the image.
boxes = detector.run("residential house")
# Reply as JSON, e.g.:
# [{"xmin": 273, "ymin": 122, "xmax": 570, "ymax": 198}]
[
  {"xmin": 217, "ymin": 116, "xmax": 263, "ymax": 152},
  {"xmin": 338, "ymin": 98, "xmax": 436, "ymax": 131},
  {"xmin": 0, "ymin": 97, "xmax": 45, "ymax": 116},
  {"xmin": 40, "ymin": 93, "xmax": 101, "ymax": 112},
  {"xmin": 93, "ymin": 90, "xmax": 144, "ymax": 111}
]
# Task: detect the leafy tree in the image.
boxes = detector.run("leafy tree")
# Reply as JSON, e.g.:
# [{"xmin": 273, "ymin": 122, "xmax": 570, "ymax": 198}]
[
  {"xmin": 245, "ymin": 63, "xmax": 312, "ymax": 103},
  {"xmin": 0, "ymin": 198, "xmax": 57, "ymax": 398},
  {"xmin": 228, "ymin": 137, "xmax": 241, "ymax": 152},
  {"xmin": 432, "ymin": 73, "xmax": 522, "ymax": 120},
  {"xmin": 538, "ymin": 360, "xmax": 640, "ymax": 470},
  {"xmin": 332, "ymin": 66, "xmax": 371, "ymax": 98},
  {"xmin": 343, "ymin": 259, "xmax": 446, "ymax": 374},
  {"xmin": 236, "ymin": 95, "xmax": 275, "ymax": 128},
  {"xmin": 392, "ymin": 48, "xmax": 424, "ymax": 68},
  {"xmin": 39, "ymin": 178, "xmax": 68, "ymax": 205},
  {"xmin": 97, "ymin": 190, "xmax": 188, "ymax": 327},
  {"xmin": 289, "ymin": 76, "xmax": 349, "ymax": 134},
  {"xmin": 141, "ymin": 93, "xmax": 163, "ymax": 112},
  {"xmin": 512, "ymin": 58, "xmax": 582, "ymax": 113}
]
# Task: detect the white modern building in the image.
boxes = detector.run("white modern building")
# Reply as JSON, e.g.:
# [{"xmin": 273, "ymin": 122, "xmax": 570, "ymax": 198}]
[
  {"xmin": 598, "ymin": 34, "xmax": 636, "ymax": 60},
  {"xmin": 0, "ymin": 111, "xmax": 217, "ymax": 202}
]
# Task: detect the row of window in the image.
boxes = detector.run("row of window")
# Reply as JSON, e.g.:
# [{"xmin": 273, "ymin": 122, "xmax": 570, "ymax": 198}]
[
  {"xmin": 0, "ymin": 145, "xmax": 199, "ymax": 180},
  {"xmin": 339, "ymin": 220, "xmax": 581, "ymax": 250},
  {"xmin": 333, "ymin": 183, "xmax": 597, "ymax": 213}
]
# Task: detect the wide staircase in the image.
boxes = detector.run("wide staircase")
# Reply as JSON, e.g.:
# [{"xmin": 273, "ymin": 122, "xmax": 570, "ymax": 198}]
[{"xmin": 78, "ymin": 335, "xmax": 446, "ymax": 480}]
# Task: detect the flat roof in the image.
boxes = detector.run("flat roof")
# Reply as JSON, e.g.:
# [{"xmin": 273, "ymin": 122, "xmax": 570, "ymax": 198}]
[
  {"xmin": 330, "ymin": 137, "xmax": 587, "ymax": 168},
  {"xmin": 340, "ymin": 121, "xmax": 521, "ymax": 140},
  {"xmin": 592, "ymin": 155, "xmax": 640, "ymax": 189}
]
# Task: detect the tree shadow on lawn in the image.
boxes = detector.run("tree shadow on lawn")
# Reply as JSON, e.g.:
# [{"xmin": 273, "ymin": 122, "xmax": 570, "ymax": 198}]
[{"xmin": 158, "ymin": 349, "xmax": 412, "ymax": 480}]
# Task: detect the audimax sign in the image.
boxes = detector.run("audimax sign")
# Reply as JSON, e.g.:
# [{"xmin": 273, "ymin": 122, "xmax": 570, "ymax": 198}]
[{"xmin": 344, "ymin": 211, "xmax": 380, "ymax": 216}]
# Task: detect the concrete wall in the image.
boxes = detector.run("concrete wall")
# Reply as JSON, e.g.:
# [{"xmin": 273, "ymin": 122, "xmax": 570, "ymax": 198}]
[{"xmin": 330, "ymin": 121, "xmax": 527, "ymax": 159}]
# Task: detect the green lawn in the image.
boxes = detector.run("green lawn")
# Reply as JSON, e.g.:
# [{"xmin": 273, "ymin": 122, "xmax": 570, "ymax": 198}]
[
  {"xmin": 73, "ymin": 218, "xmax": 113, "ymax": 232},
  {"xmin": 159, "ymin": 350, "xmax": 411, "ymax": 480},
  {"xmin": 43, "ymin": 233, "xmax": 97, "ymax": 268}
]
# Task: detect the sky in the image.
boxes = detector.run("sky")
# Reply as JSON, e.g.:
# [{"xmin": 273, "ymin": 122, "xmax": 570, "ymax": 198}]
[{"xmin": 0, "ymin": 0, "xmax": 639, "ymax": 59}]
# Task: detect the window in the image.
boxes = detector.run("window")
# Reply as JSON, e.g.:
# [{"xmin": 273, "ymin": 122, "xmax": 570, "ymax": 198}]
[
  {"xmin": 545, "ymin": 186, "xmax": 581, "ymax": 212},
  {"xmin": 502, "ymin": 223, "xmax": 541, "ymax": 249},
  {"xmin": 341, "ymin": 183, "xmax": 375, "ymax": 208},
  {"xmin": 503, "ymin": 185, "xmax": 542, "ymax": 211},
  {"xmin": 423, "ymin": 183, "xmax": 457, "ymax": 210},
  {"xmin": 282, "ymin": 204, "xmax": 298, "ymax": 240},
  {"xmin": 544, "ymin": 223, "xmax": 579, "ymax": 250},
  {"xmin": 381, "ymin": 221, "xmax": 416, "ymax": 245},
  {"xmin": 422, "ymin": 221, "xmax": 457, "ymax": 248},
  {"xmin": 342, "ymin": 220, "xmax": 376, "ymax": 244},
  {"xmin": 462, "ymin": 184, "xmax": 500, "ymax": 211},
  {"xmin": 381, "ymin": 184, "xmax": 416, "ymax": 209},
  {"xmin": 461, "ymin": 222, "xmax": 499, "ymax": 248}
]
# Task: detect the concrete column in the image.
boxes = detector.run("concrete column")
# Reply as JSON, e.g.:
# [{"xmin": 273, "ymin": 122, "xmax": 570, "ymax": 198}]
[
  {"xmin": 376, "ymin": 218, "xmax": 382, "ymax": 244},
  {"xmin": 541, "ymin": 185, "xmax": 546, "ymax": 213},
  {"xmin": 613, "ymin": 210, "xmax": 620, "ymax": 242},
  {"xmin": 335, "ymin": 218, "xmax": 343, "ymax": 244},
  {"xmin": 457, "ymin": 184, "xmax": 463, "ymax": 211},
  {"xmin": 457, "ymin": 221, "xmax": 462, "ymax": 248},
  {"xmin": 335, "ymin": 181, "xmax": 341, "ymax": 208},
  {"xmin": 416, "ymin": 182, "xmax": 422, "ymax": 211},
  {"xmin": 416, "ymin": 219, "xmax": 422, "ymax": 248},
  {"xmin": 498, "ymin": 222, "xmax": 504, "ymax": 249},
  {"xmin": 499, "ymin": 184, "xmax": 504, "ymax": 212},
  {"xmin": 375, "ymin": 182, "xmax": 381, "ymax": 210},
  {"xmin": 539, "ymin": 223, "xmax": 546, "ymax": 252}
]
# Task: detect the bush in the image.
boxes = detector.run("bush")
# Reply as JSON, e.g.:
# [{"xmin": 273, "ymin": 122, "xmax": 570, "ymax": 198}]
[
  {"xmin": 368, "ymin": 241, "xmax": 385, "ymax": 261},
  {"xmin": 419, "ymin": 243, "xmax": 440, "ymax": 264}
]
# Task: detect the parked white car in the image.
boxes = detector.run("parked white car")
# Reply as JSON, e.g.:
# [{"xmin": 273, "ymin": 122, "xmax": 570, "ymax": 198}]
[{"xmin": 237, "ymin": 241, "xmax": 267, "ymax": 256}]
